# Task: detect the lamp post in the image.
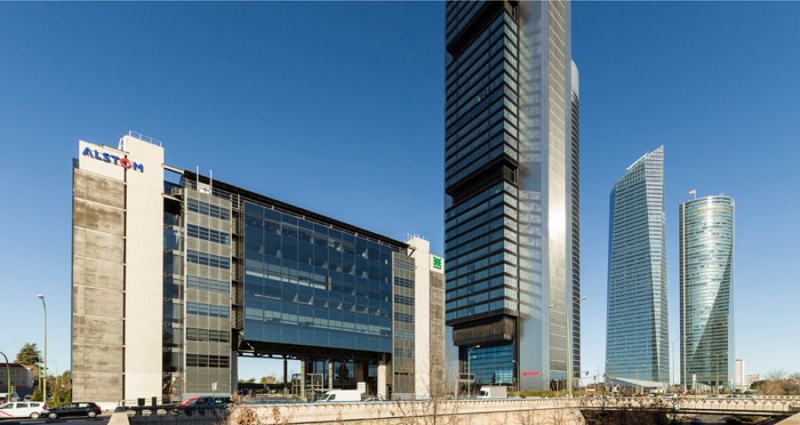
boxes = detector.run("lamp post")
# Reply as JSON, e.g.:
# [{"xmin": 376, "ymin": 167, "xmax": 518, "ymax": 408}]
[
  {"xmin": 37, "ymin": 294, "xmax": 47, "ymax": 402},
  {"xmin": 0, "ymin": 351, "xmax": 11, "ymax": 401},
  {"xmin": 467, "ymin": 345, "xmax": 480, "ymax": 398},
  {"xmin": 712, "ymin": 353, "xmax": 723, "ymax": 395},
  {"xmin": 511, "ymin": 360, "xmax": 520, "ymax": 393},
  {"xmin": 671, "ymin": 338, "xmax": 678, "ymax": 392}
]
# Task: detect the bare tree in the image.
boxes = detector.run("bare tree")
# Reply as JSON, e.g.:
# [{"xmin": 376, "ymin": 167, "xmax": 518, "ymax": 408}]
[{"xmin": 765, "ymin": 370, "xmax": 787, "ymax": 381}]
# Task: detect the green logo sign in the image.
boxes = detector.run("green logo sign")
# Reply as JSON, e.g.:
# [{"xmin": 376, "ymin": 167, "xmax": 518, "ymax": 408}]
[{"xmin": 432, "ymin": 256, "xmax": 443, "ymax": 270}]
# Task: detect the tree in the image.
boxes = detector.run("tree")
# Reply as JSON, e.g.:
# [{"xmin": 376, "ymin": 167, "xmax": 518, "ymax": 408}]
[
  {"xmin": 15, "ymin": 343, "xmax": 41, "ymax": 365},
  {"xmin": 259, "ymin": 375, "xmax": 278, "ymax": 384},
  {"xmin": 765, "ymin": 370, "xmax": 787, "ymax": 381}
]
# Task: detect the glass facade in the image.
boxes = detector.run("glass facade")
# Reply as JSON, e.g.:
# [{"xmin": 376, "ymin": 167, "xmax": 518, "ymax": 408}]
[
  {"xmin": 606, "ymin": 147, "xmax": 670, "ymax": 383},
  {"xmin": 680, "ymin": 196, "xmax": 734, "ymax": 389},
  {"xmin": 242, "ymin": 201, "xmax": 394, "ymax": 354},
  {"xmin": 444, "ymin": 1, "xmax": 575, "ymax": 391}
]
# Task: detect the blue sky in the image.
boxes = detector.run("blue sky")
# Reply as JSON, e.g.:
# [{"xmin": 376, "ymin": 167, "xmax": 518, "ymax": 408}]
[{"xmin": 0, "ymin": 2, "xmax": 798, "ymax": 386}]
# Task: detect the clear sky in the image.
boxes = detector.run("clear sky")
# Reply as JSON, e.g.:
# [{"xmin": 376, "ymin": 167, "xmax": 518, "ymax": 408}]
[{"xmin": 1, "ymin": 1, "xmax": 798, "ymax": 387}]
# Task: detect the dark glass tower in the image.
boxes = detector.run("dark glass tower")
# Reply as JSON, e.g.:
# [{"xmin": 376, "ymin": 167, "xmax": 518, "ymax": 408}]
[{"xmin": 444, "ymin": 1, "xmax": 576, "ymax": 391}]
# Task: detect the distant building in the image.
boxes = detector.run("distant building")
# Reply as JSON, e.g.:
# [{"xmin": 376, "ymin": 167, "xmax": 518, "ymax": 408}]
[
  {"xmin": 0, "ymin": 364, "xmax": 34, "ymax": 398},
  {"xmin": 735, "ymin": 359, "xmax": 745, "ymax": 390},
  {"xmin": 606, "ymin": 147, "xmax": 669, "ymax": 384},
  {"xmin": 679, "ymin": 195, "xmax": 735, "ymax": 391},
  {"xmin": 746, "ymin": 373, "xmax": 760, "ymax": 388}
]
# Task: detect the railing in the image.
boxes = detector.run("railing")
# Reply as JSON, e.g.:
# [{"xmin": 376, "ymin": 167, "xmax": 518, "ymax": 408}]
[{"xmin": 128, "ymin": 130, "xmax": 163, "ymax": 147}]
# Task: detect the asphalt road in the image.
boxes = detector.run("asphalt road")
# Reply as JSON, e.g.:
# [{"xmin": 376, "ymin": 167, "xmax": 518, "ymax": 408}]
[{"xmin": 1, "ymin": 417, "xmax": 109, "ymax": 425}]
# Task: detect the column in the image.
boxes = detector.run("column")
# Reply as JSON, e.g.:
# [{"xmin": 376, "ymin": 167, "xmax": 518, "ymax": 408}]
[
  {"xmin": 300, "ymin": 360, "xmax": 306, "ymax": 401},
  {"xmin": 377, "ymin": 360, "xmax": 387, "ymax": 400},
  {"xmin": 328, "ymin": 360, "xmax": 334, "ymax": 390}
]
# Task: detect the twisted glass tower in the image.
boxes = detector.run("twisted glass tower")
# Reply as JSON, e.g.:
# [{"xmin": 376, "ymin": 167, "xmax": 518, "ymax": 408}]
[
  {"xmin": 444, "ymin": 1, "xmax": 577, "ymax": 391},
  {"xmin": 606, "ymin": 146, "xmax": 669, "ymax": 384},
  {"xmin": 680, "ymin": 196, "xmax": 735, "ymax": 391}
]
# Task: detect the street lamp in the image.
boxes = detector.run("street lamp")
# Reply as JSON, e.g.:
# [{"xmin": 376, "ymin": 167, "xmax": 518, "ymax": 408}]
[
  {"xmin": 511, "ymin": 360, "xmax": 520, "ymax": 393},
  {"xmin": 0, "ymin": 351, "xmax": 11, "ymax": 401},
  {"xmin": 37, "ymin": 294, "xmax": 47, "ymax": 402},
  {"xmin": 467, "ymin": 345, "xmax": 480, "ymax": 398},
  {"xmin": 709, "ymin": 352, "xmax": 724, "ymax": 395},
  {"xmin": 551, "ymin": 295, "xmax": 587, "ymax": 398}
]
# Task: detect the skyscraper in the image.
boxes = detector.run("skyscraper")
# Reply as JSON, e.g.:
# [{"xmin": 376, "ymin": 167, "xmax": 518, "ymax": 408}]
[
  {"xmin": 444, "ymin": 1, "xmax": 577, "ymax": 391},
  {"xmin": 606, "ymin": 146, "xmax": 669, "ymax": 385},
  {"xmin": 680, "ymin": 195, "xmax": 735, "ymax": 391}
]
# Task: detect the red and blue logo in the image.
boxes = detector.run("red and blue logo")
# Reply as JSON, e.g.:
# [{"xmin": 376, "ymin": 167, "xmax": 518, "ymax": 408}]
[{"xmin": 82, "ymin": 147, "xmax": 144, "ymax": 172}]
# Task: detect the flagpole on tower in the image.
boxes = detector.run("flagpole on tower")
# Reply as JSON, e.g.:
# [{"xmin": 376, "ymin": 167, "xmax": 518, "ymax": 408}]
[{"xmin": 689, "ymin": 189, "xmax": 697, "ymax": 199}]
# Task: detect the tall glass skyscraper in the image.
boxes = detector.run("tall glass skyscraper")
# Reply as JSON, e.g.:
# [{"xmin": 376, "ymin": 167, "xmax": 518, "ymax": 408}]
[
  {"xmin": 680, "ymin": 195, "xmax": 735, "ymax": 390},
  {"xmin": 606, "ymin": 146, "xmax": 669, "ymax": 384},
  {"xmin": 444, "ymin": 1, "xmax": 578, "ymax": 391}
]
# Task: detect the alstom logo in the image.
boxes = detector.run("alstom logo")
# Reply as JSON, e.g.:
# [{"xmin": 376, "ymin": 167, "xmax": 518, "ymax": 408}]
[{"xmin": 82, "ymin": 147, "xmax": 144, "ymax": 172}]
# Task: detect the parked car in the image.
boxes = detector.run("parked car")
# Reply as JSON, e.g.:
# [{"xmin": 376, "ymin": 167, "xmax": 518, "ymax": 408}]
[
  {"xmin": 0, "ymin": 401, "xmax": 48, "ymax": 419},
  {"xmin": 180, "ymin": 396, "xmax": 231, "ymax": 408},
  {"xmin": 43, "ymin": 402, "xmax": 102, "ymax": 419}
]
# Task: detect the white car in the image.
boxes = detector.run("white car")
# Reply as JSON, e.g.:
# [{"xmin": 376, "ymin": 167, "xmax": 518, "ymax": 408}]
[{"xmin": 0, "ymin": 401, "xmax": 48, "ymax": 419}]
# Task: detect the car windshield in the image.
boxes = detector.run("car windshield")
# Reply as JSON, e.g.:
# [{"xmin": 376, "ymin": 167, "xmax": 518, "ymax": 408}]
[{"xmin": 0, "ymin": 403, "xmax": 11, "ymax": 409}]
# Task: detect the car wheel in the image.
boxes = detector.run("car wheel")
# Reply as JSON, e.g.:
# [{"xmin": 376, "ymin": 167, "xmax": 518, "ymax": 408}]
[
  {"xmin": 88, "ymin": 411, "xmax": 97, "ymax": 418},
  {"xmin": 48, "ymin": 413, "xmax": 58, "ymax": 419},
  {"xmin": 30, "ymin": 413, "xmax": 40, "ymax": 419}
]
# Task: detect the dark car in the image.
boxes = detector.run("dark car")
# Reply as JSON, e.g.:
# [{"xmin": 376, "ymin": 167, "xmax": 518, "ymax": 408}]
[
  {"xmin": 183, "ymin": 396, "xmax": 231, "ymax": 408},
  {"xmin": 44, "ymin": 402, "xmax": 102, "ymax": 419}
]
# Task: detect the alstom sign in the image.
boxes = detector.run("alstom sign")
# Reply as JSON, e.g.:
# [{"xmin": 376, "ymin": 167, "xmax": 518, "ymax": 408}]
[{"xmin": 82, "ymin": 147, "xmax": 144, "ymax": 172}]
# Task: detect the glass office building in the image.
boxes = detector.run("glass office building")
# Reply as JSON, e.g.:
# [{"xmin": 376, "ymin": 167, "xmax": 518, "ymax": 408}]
[
  {"xmin": 72, "ymin": 134, "xmax": 443, "ymax": 402},
  {"xmin": 680, "ymin": 196, "xmax": 735, "ymax": 390},
  {"xmin": 443, "ymin": 1, "xmax": 578, "ymax": 391},
  {"xmin": 606, "ymin": 147, "xmax": 670, "ymax": 384}
]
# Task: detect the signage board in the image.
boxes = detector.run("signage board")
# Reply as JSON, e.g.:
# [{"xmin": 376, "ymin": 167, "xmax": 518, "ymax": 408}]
[
  {"xmin": 82, "ymin": 146, "xmax": 144, "ymax": 172},
  {"xmin": 431, "ymin": 255, "xmax": 444, "ymax": 273},
  {"xmin": 522, "ymin": 371, "xmax": 540, "ymax": 377}
]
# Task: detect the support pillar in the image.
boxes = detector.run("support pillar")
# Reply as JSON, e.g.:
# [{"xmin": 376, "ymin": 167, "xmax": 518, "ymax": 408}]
[
  {"xmin": 283, "ymin": 357, "xmax": 288, "ymax": 397},
  {"xmin": 377, "ymin": 360, "xmax": 387, "ymax": 400},
  {"xmin": 300, "ymin": 360, "xmax": 306, "ymax": 401},
  {"xmin": 328, "ymin": 359, "xmax": 334, "ymax": 390}
]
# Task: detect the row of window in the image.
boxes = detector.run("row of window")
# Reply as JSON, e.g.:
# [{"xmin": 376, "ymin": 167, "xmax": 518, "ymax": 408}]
[
  {"xmin": 187, "ymin": 224, "xmax": 230, "ymax": 245},
  {"xmin": 394, "ymin": 276, "xmax": 414, "ymax": 289},
  {"xmin": 186, "ymin": 327, "xmax": 230, "ymax": 343},
  {"xmin": 187, "ymin": 301, "xmax": 229, "ymax": 319},
  {"xmin": 187, "ymin": 354, "xmax": 230, "ymax": 368},
  {"xmin": 394, "ymin": 312, "xmax": 414, "ymax": 323},
  {"xmin": 187, "ymin": 275, "xmax": 230, "ymax": 294},
  {"xmin": 187, "ymin": 250, "xmax": 230, "ymax": 270},
  {"xmin": 187, "ymin": 198, "xmax": 230, "ymax": 220},
  {"xmin": 394, "ymin": 294, "xmax": 414, "ymax": 306}
]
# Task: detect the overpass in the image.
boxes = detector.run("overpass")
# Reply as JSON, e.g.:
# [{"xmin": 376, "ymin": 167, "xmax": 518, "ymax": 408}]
[
  {"xmin": 115, "ymin": 396, "xmax": 800, "ymax": 425},
  {"xmin": 580, "ymin": 396, "xmax": 800, "ymax": 417}
]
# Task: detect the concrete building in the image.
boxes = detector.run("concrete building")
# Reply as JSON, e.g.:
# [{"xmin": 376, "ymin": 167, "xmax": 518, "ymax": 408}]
[
  {"xmin": 735, "ymin": 359, "xmax": 745, "ymax": 390},
  {"xmin": 443, "ymin": 0, "xmax": 579, "ymax": 392},
  {"xmin": 72, "ymin": 133, "xmax": 445, "ymax": 402},
  {"xmin": 406, "ymin": 237, "xmax": 446, "ymax": 398},
  {"xmin": 680, "ymin": 195, "xmax": 735, "ymax": 391},
  {"xmin": 606, "ymin": 147, "xmax": 670, "ymax": 384}
]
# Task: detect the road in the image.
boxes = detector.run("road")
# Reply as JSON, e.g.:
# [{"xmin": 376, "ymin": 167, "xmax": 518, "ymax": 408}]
[{"xmin": 1, "ymin": 417, "xmax": 109, "ymax": 425}]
